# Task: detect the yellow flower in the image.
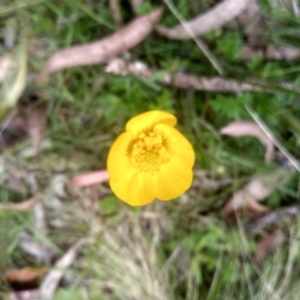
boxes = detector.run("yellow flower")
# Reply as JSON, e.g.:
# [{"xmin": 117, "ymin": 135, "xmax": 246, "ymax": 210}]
[{"xmin": 107, "ymin": 110, "xmax": 195, "ymax": 206}]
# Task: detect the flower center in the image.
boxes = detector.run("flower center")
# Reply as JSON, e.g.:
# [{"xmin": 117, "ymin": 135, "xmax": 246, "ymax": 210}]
[{"xmin": 130, "ymin": 131, "xmax": 169, "ymax": 173}]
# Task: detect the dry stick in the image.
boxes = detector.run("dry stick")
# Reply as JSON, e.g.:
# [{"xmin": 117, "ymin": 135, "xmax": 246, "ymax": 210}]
[
  {"xmin": 246, "ymin": 105, "xmax": 300, "ymax": 173},
  {"xmin": 245, "ymin": 205, "xmax": 300, "ymax": 234},
  {"xmin": 105, "ymin": 58, "xmax": 296, "ymax": 94},
  {"xmin": 161, "ymin": 0, "xmax": 224, "ymax": 75}
]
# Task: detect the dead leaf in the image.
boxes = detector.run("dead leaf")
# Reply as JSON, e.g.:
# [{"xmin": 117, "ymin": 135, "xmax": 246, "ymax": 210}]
[
  {"xmin": 0, "ymin": 55, "xmax": 12, "ymax": 83},
  {"xmin": 39, "ymin": 239, "xmax": 89, "ymax": 300},
  {"xmin": 0, "ymin": 195, "xmax": 40, "ymax": 211},
  {"xmin": 221, "ymin": 168, "xmax": 293, "ymax": 217},
  {"xmin": 38, "ymin": 8, "xmax": 163, "ymax": 83},
  {"xmin": 220, "ymin": 121, "xmax": 274, "ymax": 162},
  {"xmin": 71, "ymin": 170, "xmax": 109, "ymax": 187},
  {"xmin": 6, "ymin": 268, "xmax": 47, "ymax": 283},
  {"xmin": 0, "ymin": 43, "xmax": 27, "ymax": 122},
  {"xmin": 246, "ymin": 196, "xmax": 270, "ymax": 214},
  {"xmin": 253, "ymin": 229, "xmax": 285, "ymax": 265},
  {"xmin": 156, "ymin": 0, "xmax": 248, "ymax": 40}
]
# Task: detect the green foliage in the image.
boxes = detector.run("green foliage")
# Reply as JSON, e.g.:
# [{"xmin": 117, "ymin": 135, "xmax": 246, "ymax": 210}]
[
  {"xmin": 216, "ymin": 33, "xmax": 243, "ymax": 60},
  {"xmin": 210, "ymin": 93, "xmax": 254, "ymax": 122},
  {"xmin": 99, "ymin": 195, "xmax": 119, "ymax": 214}
]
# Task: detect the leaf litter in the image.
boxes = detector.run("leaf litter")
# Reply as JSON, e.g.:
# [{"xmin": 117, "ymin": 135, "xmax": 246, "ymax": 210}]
[
  {"xmin": 5, "ymin": 267, "xmax": 47, "ymax": 283},
  {"xmin": 221, "ymin": 168, "xmax": 294, "ymax": 217}
]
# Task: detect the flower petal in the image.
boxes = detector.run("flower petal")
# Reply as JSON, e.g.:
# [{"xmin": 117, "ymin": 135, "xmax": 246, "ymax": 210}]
[
  {"xmin": 156, "ymin": 161, "xmax": 193, "ymax": 200},
  {"xmin": 111, "ymin": 171, "xmax": 157, "ymax": 206},
  {"xmin": 107, "ymin": 131, "xmax": 134, "ymax": 183},
  {"xmin": 126, "ymin": 110, "xmax": 177, "ymax": 135},
  {"xmin": 154, "ymin": 123, "xmax": 195, "ymax": 168}
]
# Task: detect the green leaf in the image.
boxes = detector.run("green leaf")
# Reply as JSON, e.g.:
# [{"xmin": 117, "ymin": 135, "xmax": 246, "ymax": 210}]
[
  {"xmin": 99, "ymin": 195, "xmax": 119, "ymax": 214},
  {"xmin": 0, "ymin": 42, "xmax": 27, "ymax": 122}
]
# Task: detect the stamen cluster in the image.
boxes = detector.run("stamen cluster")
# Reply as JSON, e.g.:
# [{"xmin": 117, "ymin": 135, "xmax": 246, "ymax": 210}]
[{"xmin": 130, "ymin": 132, "xmax": 169, "ymax": 172}]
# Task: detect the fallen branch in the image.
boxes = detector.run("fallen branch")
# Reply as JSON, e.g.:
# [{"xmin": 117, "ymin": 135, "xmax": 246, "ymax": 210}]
[{"xmin": 105, "ymin": 58, "xmax": 299, "ymax": 94}]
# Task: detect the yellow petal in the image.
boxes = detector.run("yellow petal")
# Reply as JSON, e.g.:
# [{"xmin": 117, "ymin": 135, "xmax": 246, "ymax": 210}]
[
  {"xmin": 156, "ymin": 161, "xmax": 193, "ymax": 200},
  {"xmin": 111, "ymin": 171, "xmax": 157, "ymax": 206},
  {"xmin": 107, "ymin": 132, "xmax": 158, "ymax": 206},
  {"xmin": 107, "ymin": 131, "xmax": 134, "ymax": 183},
  {"xmin": 126, "ymin": 110, "xmax": 177, "ymax": 135},
  {"xmin": 154, "ymin": 123, "xmax": 195, "ymax": 168}
]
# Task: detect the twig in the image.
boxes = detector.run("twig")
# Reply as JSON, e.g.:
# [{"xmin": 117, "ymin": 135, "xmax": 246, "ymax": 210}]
[{"xmin": 106, "ymin": 58, "xmax": 299, "ymax": 94}]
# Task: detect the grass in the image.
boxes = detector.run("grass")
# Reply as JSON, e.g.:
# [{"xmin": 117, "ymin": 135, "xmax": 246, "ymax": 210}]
[{"xmin": 1, "ymin": 0, "xmax": 300, "ymax": 299}]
